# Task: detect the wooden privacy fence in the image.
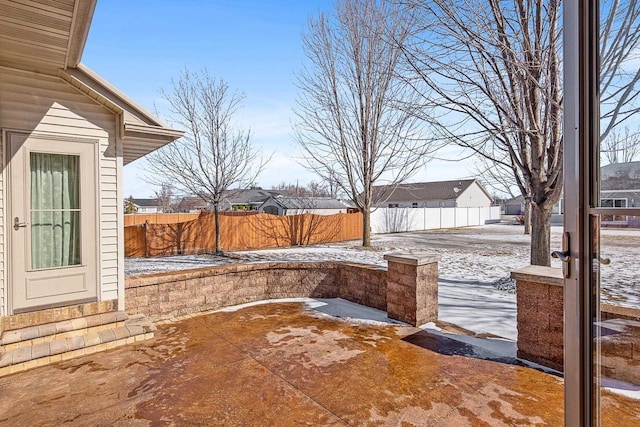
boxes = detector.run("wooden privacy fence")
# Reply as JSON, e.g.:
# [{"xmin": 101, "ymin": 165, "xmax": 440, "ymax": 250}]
[
  {"xmin": 125, "ymin": 211, "xmax": 363, "ymax": 257},
  {"xmin": 124, "ymin": 213, "xmax": 200, "ymax": 226}
]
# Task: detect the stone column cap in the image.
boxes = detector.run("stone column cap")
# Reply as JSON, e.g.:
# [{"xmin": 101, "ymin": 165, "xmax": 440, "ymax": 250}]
[
  {"xmin": 510, "ymin": 265, "xmax": 564, "ymax": 286},
  {"xmin": 383, "ymin": 253, "xmax": 439, "ymax": 266}
]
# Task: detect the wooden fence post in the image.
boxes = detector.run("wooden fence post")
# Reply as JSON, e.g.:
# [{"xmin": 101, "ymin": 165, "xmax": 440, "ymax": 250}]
[{"xmin": 144, "ymin": 220, "xmax": 149, "ymax": 258}]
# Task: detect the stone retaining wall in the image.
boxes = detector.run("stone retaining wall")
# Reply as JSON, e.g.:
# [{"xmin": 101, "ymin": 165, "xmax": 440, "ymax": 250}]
[
  {"xmin": 511, "ymin": 266, "xmax": 564, "ymax": 371},
  {"xmin": 512, "ymin": 266, "xmax": 640, "ymax": 384},
  {"xmin": 126, "ymin": 256, "xmax": 437, "ymax": 326},
  {"xmin": 338, "ymin": 263, "xmax": 387, "ymax": 311},
  {"xmin": 126, "ymin": 262, "xmax": 343, "ymax": 321}
]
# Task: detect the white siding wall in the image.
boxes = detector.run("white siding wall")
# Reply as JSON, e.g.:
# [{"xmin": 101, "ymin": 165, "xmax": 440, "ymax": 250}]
[
  {"xmin": 0, "ymin": 67, "xmax": 120, "ymax": 313},
  {"xmin": 137, "ymin": 207, "xmax": 160, "ymax": 214},
  {"xmin": 456, "ymin": 182, "xmax": 493, "ymax": 208},
  {"xmin": 382, "ymin": 200, "xmax": 455, "ymax": 208}
]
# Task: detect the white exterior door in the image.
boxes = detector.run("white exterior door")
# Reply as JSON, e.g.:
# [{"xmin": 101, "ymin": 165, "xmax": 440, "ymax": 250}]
[{"xmin": 9, "ymin": 132, "xmax": 97, "ymax": 313}]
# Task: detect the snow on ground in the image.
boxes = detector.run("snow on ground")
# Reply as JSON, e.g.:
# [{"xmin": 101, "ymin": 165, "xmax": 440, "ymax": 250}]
[
  {"xmin": 126, "ymin": 223, "xmax": 640, "ymax": 308},
  {"xmin": 437, "ymin": 278, "xmax": 517, "ymax": 340}
]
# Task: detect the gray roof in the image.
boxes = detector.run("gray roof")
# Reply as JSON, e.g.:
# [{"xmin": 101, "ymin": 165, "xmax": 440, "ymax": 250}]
[
  {"xmin": 339, "ymin": 199, "xmax": 358, "ymax": 208},
  {"xmin": 224, "ymin": 189, "xmax": 286, "ymax": 204},
  {"xmin": 132, "ymin": 198, "xmax": 159, "ymax": 207},
  {"xmin": 272, "ymin": 196, "xmax": 347, "ymax": 210},
  {"xmin": 601, "ymin": 161, "xmax": 640, "ymax": 180},
  {"xmin": 601, "ymin": 161, "xmax": 640, "ymax": 191},
  {"xmin": 176, "ymin": 196, "xmax": 210, "ymax": 211},
  {"xmin": 372, "ymin": 179, "xmax": 489, "ymax": 203}
]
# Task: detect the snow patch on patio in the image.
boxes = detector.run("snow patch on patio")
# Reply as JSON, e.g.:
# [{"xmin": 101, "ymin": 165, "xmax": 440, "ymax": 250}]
[
  {"xmin": 602, "ymin": 377, "xmax": 640, "ymax": 401},
  {"xmin": 216, "ymin": 297, "xmax": 637, "ymax": 400},
  {"xmin": 266, "ymin": 325, "xmax": 365, "ymax": 368}
]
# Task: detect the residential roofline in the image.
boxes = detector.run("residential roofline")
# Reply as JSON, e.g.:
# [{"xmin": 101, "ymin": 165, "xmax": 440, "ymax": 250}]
[{"xmin": 65, "ymin": 0, "xmax": 97, "ymax": 69}]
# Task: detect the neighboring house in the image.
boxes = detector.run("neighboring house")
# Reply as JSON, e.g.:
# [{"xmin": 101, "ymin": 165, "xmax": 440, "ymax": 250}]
[
  {"xmin": 0, "ymin": 0, "xmax": 182, "ymax": 340},
  {"xmin": 126, "ymin": 198, "xmax": 163, "ymax": 214},
  {"xmin": 600, "ymin": 162, "xmax": 640, "ymax": 227},
  {"xmin": 176, "ymin": 196, "xmax": 211, "ymax": 213},
  {"xmin": 601, "ymin": 161, "xmax": 640, "ymax": 208},
  {"xmin": 221, "ymin": 188, "xmax": 287, "ymax": 211},
  {"xmin": 502, "ymin": 195, "xmax": 525, "ymax": 216},
  {"xmin": 259, "ymin": 196, "xmax": 349, "ymax": 216},
  {"xmin": 501, "ymin": 162, "xmax": 640, "ymax": 225},
  {"xmin": 601, "ymin": 161, "xmax": 640, "ymax": 189},
  {"xmin": 500, "ymin": 195, "xmax": 563, "ymax": 224},
  {"xmin": 338, "ymin": 199, "xmax": 361, "ymax": 214},
  {"xmin": 372, "ymin": 179, "xmax": 494, "ymax": 208}
]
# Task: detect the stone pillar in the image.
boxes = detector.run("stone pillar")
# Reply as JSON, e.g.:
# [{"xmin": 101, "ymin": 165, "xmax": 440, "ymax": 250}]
[
  {"xmin": 384, "ymin": 253, "xmax": 439, "ymax": 327},
  {"xmin": 511, "ymin": 266, "xmax": 564, "ymax": 371}
]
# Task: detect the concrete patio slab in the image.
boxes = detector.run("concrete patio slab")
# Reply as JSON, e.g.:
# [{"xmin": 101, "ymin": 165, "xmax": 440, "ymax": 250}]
[{"xmin": 0, "ymin": 300, "xmax": 638, "ymax": 426}]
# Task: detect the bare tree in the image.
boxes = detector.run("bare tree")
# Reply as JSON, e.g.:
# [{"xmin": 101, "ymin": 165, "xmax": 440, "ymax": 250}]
[
  {"xmin": 272, "ymin": 182, "xmax": 309, "ymax": 197},
  {"xmin": 401, "ymin": 0, "xmax": 563, "ymax": 266},
  {"xmin": 401, "ymin": 0, "xmax": 640, "ymax": 265},
  {"xmin": 253, "ymin": 197, "xmax": 342, "ymax": 246},
  {"xmin": 473, "ymin": 155, "xmax": 532, "ymax": 234},
  {"xmin": 601, "ymin": 126, "xmax": 640, "ymax": 164},
  {"xmin": 145, "ymin": 69, "xmax": 268, "ymax": 254},
  {"xmin": 600, "ymin": 0, "xmax": 640, "ymax": 142},
  {"xmin": 310, "ymin": 166, "xmax": 343, "ymax": 199},
  {"xmin": 154, "ymin": 182, "xmax": 176, "ymax": 213},
  {"xmin": 307, "ymin": 180, "xmax": 331, "ymax": 197},
  {"xmin": 294, "ymin": 0, "xmax": 436, "ymax": 247},
  {"xmin": 325, "ymin": 168, "xmax": 341, "ymax": 199}
]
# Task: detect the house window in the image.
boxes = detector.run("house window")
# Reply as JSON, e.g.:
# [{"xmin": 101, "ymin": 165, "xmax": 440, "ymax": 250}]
[
  {"xmin": 601, "ymin": 198, "xmax": 628, "ymax": 223},
  {"xmin": 388, "ymin": 203, "xmax": 399, "ymax": 208},
  {"xmin": 600, "ymin": 198, "xmax": 627, "ymax": 208},
  {"xmin": 412, "ymin": 202, "xmax": 418, "ymax": 208}
]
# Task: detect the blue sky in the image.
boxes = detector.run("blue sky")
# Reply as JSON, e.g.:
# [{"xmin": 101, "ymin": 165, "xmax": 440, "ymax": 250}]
[{"xmin": 83, "ymin": 0, "xmax": 473, "ymax": 198}]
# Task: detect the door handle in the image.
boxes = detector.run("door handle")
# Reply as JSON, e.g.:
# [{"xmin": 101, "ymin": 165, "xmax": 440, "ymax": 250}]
[
  {"xmin": 13, "ymin": 217, "xmax": 27, "ymax": 231},
  {"xmin": 552, "ymin": 250, "xmax": 571, "ymax": 263},
  {"xmin": 552, "ymin": 231, "xmax": 571, "ymax": 278}
]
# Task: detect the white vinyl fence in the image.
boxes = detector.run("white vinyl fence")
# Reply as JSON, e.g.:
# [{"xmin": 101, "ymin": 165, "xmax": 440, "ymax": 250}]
[{"xmin": 370, "ymin": 206, "xmax": 501, "ymax": 234}]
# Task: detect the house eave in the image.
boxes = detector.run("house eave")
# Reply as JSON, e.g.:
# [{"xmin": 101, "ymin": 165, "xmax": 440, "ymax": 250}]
[
  {"xmin": 124, "ymin": 123, "xmax": 184, "ymax": 140},
  {"xmin": 74, "ymin": 64, "xmax": 173, "ymax": 128},
  {"xmin": 58, "ymin": 67, "xmax": 184, "ymax": 164},
  {"xmin": 65, "ymin": 0, "xmax": 97, "ymax": 69},
  {"xmin": 0, "ymin": 0, "xmax": 97, "ymax": 75},
  {"xmin": 122, "ymin": 125, "xmax": 185, "ymax": 165}
]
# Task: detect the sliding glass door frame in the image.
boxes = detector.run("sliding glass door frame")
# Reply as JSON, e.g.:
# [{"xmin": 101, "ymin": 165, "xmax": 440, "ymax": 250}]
[
  {"xmin": 565, "ymin": 0, "xmax": 640, "ymax": 424},
  {"xmin": 563, "ymin": 0, "xmax": 598, "ymax": 425}
]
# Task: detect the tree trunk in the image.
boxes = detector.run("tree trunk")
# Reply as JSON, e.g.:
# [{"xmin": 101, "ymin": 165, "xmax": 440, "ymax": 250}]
[
  {"xmin": 530, "ymin": 204, "xmax": 552, "ymax": 266},
  {"xmin": 214, "ymin": 204, "xmax": 222, "ymax": 254},
  {"xmin": 362, "ymin": 209, "xmax": 371, "ymax": 247},
  {"xmin": 524, "ymin": 200, "xmax": 531, "ymax": 235}
]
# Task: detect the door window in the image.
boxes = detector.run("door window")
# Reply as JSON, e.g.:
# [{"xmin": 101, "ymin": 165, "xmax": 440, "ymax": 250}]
[{"xmin": 30, "ymin": 152, "xmax": 81, "ymax": 269}]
